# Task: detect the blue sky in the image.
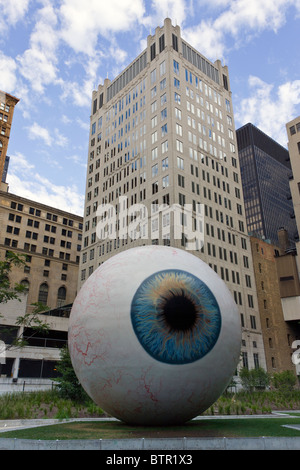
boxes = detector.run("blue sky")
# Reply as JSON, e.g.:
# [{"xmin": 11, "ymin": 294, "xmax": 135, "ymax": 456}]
[{"xmin": 0, "ymin": 0, "xmax": 300, "ymax": 216}]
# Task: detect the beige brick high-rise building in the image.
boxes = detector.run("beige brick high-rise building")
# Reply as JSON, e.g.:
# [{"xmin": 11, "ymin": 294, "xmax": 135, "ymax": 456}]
[
  {"xmin": 250, "ymin": 235, "xmax": 300, "ymax": 377},
  {"xmin": 79, "ymin": 18, "xmax": 266, "ymax": 372},
  {"xmin": 0, "ymin": 191, "xmax": 83, "ymax": 388}
]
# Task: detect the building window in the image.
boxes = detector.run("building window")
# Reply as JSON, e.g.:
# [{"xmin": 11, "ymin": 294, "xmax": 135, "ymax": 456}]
[
  {"xmin": 20, "ymin": 279, "xmax": 30, "ymax": 291},
  {"xmin": 150, "ymin": 43, "xmax": 156, "ymax": 61},
  {"xmin": 159, "ymin": 60, "xmax": 166, "ymax": 76},
  {"xmin": 57, "ymin": 286, "xmax": 66, "ymax": 307},
  {"xmin": 150, "ymin": 69, "xmax": 156, "ymax": 83},
  {"xmin": 271, "ymin": 357, "xmax": 276, "ymax": 368},
  {"xmin": 177, "ymin": 157, "xmax": 184, "ymax": 169},
  {"xmin": 152, "ymin": 182, "xmax": 158, "ymax": 194},
  {"xmin": 242, "ymin": 351, "xmax": 248, "ymax": 369},
  {"xmin": 159, "ymin": 34, "xmax": 165, "ymax": 53},
  {"xmin": 38, "ymin": 283, "xmax": 48, "ymax": 304},
  {"xmin": 253, "ymin": 353, "xmax": 260, "ymax": 369},
  {"xmin": 178, "ymin": 174, "xmax": 185, "ymax": 187},
  {"xmin": 173, "ymin": 60, "xmax": 179, "ymax": 74},
  {"xmin": 179, "ymin": 193, "xmax": 186, "ymax": 206},
  {"xmin": 162, "ymin": 175, "xmax": 169, "ymax": 188},
  {"xmin": 250, "ymin": 314, "xmax": 256, "ymax": 329},
  {"xmin": 172, "ymin": 33, "xmax": 178, "ymax": 51},
  {"xmin": 162, "ymin": 157, "xmax": 168, "ymax": 171}
]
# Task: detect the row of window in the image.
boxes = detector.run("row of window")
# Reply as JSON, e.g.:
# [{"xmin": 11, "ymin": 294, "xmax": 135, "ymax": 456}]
[
  {"xmin": 8, "ymin": 201, "xmax": 83, "ymax": 229},
  {"xmin": 89, "ymin": 73, "xmax": 235, "ymax": 187},
  {"xmin": 97, "ymin": 54, "xmax": 230, "ymax": 158},
  {"xmin": 8, "ymin": 213, "xmax": 81, "ymax": 235},
  {"xmin": 3, "ymin": 238, "xmax": 80, "ymax": 262},
  {"xmin": 96, "ymin": 144, "xmax": 230, "ymax": 207},
  {"xmin": 18, "ymin": 279, "xmax": 67, "ymax": 308},
  {"xmin": 87, "ymin": 146, "xmax": 236, "ymax": 215},
  {"xmin": 6, "ymin": 223, "xmax": 77, "ymax": 239},
  {"xmin": 241, "ymin": 351, "xmax": 260, "ymax": 370},
  {"xmin": 289, "ymin": 121, "xmax": 300, "ymax": 155}
]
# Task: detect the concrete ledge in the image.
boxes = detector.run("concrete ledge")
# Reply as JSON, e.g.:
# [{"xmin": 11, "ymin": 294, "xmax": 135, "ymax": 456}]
[{"xmin": 1, "ymin": 436, "xmax": 300, "ymax": 450}]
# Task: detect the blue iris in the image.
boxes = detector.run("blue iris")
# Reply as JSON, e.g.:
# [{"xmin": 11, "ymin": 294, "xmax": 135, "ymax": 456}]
[{"xmin": 130, "ymin": 269, "xmax": 221, "ymax": 364}]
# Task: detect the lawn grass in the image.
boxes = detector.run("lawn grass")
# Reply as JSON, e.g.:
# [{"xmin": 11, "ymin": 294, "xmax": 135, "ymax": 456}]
[
  {"xmin": 2, "ymin": 416, "xmax": 300, "ymax": 440},
  {"xmin": 1, "ymin": 389, "xmax": 300, "ymax": 441}
]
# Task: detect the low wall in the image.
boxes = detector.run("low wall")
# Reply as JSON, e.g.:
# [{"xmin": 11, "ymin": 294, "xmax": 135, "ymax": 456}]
[
  {"xmin": 0, "ymin": 436, "xmax": 300, "ymax": 450},
  {"xmin": 0, "ymin": 378, "xmax": 55, "ymax": 394}
]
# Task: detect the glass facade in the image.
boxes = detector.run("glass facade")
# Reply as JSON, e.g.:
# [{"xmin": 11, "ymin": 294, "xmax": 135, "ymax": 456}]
[{"xmin": 237, "ymin": 124, "xmax": 297, "ymax": 247}]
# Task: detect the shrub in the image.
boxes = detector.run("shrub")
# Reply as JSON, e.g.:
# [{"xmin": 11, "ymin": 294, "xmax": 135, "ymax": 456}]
[
  {"xmin": 271, "ymin": 370, "xmax": 297, "ymax": 392},
  {"xmin": 54, "ymin": 346, "xmax": 89, "ymax": 402},
  {"xmin": 239, "ymin": 367, "xmax": 270, "ymax": 391}
]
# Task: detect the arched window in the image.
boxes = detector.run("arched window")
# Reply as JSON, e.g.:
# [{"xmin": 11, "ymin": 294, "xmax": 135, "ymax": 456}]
[
  {"xmin": 20, "ymin": 279, "xmax": 30, "ymax": 292},
  {"xmin": 38, "ymin": 283, "xmax": 48, "ymax": 304},
  {"xmin": 0, "ymin": 141, "xmax": 2, "ymax": 148},
  {"xmin": 57, "ymin": 286, "xmax": 66, "ymax": 307}
]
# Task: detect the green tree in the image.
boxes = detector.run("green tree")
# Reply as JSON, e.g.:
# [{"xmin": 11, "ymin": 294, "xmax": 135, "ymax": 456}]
[
  {"xmin": 0, "ymin": 251, "xmax": 28, "ymax": 304},
  {"xmin": 54, "ymin": 346, "xmax": 89, "ymax": 402},
  {"xmin": 239, "ymin": 367, "xmax": 270, "ymax": 391},
  {"xmin": 0, "ymin": 251, "xmax": 50, "ymax": 351},
  {"xmin": 271, "ymin": 370, "xmax": 297, "ymax": 392}
]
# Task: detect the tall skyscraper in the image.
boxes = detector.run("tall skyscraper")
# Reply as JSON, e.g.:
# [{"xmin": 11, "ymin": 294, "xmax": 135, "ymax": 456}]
[
  {"xmin": 0, "ymin": 91, "xmax": 19, "ymax": 188},
  {"xmin": 236, "ymin": 123, "xmax": 297, "ymax": 247},
  {"xmin": 80, "ymin": 18, "xmax": 266, "ymax": 372}
]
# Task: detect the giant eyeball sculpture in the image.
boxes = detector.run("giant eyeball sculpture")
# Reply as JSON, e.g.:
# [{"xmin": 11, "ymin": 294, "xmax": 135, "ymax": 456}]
[{"xmin": 68, "ymin": 246, "xmax": 241, "ymax": 425}]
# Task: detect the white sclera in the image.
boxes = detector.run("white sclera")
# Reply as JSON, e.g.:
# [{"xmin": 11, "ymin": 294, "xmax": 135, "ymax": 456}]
[{"xmin": 69, "ymin": 245, "xmax": 241, "ymax": 425}]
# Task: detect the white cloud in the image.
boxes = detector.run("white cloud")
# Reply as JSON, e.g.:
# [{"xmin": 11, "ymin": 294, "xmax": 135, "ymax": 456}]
[
  {"xmin": 0, "ymin": 0, "xmax": 30, "ymax": 32},
  {"xmin": 214, "ymin": 0, "xmax": 289, "ymax": 36},
  {"xmin": 61, "ymin": 115, "xmax": 72, "ymax": 124},
  {"xmin": 27, "ymin": 122, "xmax": 52, "ymax": 146},
  {"xmin": 60, "ymin": 79, "xmax": 94, "ymax": 108},
  {"xmin": 60, "ymin": 55, "xmax": 103, "ymax": 107},
  {"xmin": 234, "ymin": 76, "xmax": 300, "ymax": 146},
  {"xmin": 144, "ymin": 0, "xmax": 188, "ymax": 28},
  {"xmin": 54, "ymin": 128, "xmax": 68, "ymax": 148},
  {"xmin": 183, "ymin": 19, "xmax": 225, "ymax": 60},
  {"xmin": 109, "ymin": 45, "xmax": 128, "ymax": 66},
  {"xmin": 9, "ymin": 152, "xmax": 35, "ymax": 172},
  {"xmin": 0, "ymin": 53, "xmax": 17, "ymax": 93},
  {"xmin": 59, "ymin": 0, "xmax": 145, "ymax": 55},
  {"xmin": 8, "ymin": 172, "xmax": 84, "ymax": 216},
  {"xmin": 26, "ymin": 122, "xmax": 69, "ymax": 148},
  {"xmin": 17, "ymin": 48, "xmax": 58, "ymax": 94},
  {"xmin": 76, "ymin": 118, "xmax": 90, "ymax": 132},
  {"xmin": 183, "ymin": 0, "xmax": 298, "ymax": 60},
  {"xmin": 66, "ymin": 154, "xmax": 87, "ymax": 168},
  {"xmin": 17, "ymin": 2, "xmax": 60, "ymax": 94},
  {"xmin": 7, "ymin": 153, "xmax": 84, "ymax": 215}
]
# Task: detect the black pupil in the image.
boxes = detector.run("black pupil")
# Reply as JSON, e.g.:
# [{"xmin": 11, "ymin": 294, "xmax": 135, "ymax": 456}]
[{"xmin": 162, "ymin": 295, "xmax": 197, "ymax": 332}]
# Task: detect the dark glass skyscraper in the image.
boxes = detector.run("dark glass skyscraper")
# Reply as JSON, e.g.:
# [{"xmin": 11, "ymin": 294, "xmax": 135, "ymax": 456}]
[{"xmin": 236, "ymin": 123, "xmax": 297, "ymax": 247}]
